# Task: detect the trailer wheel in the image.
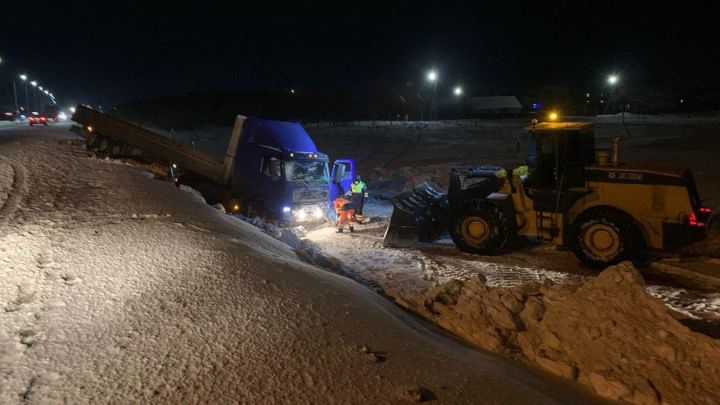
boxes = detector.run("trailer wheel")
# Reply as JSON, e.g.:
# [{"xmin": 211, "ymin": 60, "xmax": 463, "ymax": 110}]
[
  {"xmin": 109, "ymin": 141, "xmax": 123, "ymax": 158},
  {"xmin": 569, "ymin": 207, "xmax": 645, "ymax": 269},
  {"xmin": 450, "ymin": 201, "xmax": 510, "ymax": 255},
  {"xmin": 86, "ymin": 132, "xmax": 100, "ymax": 149}
]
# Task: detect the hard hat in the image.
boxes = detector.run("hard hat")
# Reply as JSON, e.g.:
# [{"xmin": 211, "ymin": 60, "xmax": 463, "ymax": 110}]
[{"xmin": 354, "ymin": 175, "xmax": 362, "ymax": 182}]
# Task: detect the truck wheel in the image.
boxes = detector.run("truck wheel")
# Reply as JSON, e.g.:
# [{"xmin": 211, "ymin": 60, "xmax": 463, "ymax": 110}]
[
  {"xmin": 569, "ymin": 207, "xmax": 645, "ymax": 269},
  {"xmin": 450, "ymin": 201, "xmax": 510, "ymax": 255}
]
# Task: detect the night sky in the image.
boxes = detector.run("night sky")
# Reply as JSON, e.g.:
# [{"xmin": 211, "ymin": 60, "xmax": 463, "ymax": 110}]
[{"xmin": 1, "ymin": 1, "xmax": 718, "ymax": 108}]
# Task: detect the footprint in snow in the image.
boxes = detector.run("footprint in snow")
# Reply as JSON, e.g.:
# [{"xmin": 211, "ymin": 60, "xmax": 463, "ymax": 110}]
[{"xmin": 60, "ymin": 273, "xmax": 82, "ymax": 286}]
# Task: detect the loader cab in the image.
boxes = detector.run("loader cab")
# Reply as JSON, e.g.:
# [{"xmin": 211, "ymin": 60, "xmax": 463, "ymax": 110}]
[{"xmin": 525, "ymin": 122, "xmax": 596, "ymax": 192}]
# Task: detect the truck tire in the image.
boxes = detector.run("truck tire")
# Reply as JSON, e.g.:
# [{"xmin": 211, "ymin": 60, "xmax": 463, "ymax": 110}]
[
  {"xmin": 569, "ymin": 207, "xmax": 645, "ymax": 269},
  {"xmin": 450, "ymin": 201, "xmax": 510, "ymax": 255}
]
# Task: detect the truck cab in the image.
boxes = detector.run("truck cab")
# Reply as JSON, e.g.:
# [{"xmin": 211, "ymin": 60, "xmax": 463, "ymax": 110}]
[{"xmin": 229, "ymin": 117, "xmax": 352, "ymax": 224}]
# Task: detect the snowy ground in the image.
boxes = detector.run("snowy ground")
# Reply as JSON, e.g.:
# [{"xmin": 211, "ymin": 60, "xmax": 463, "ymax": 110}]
[
  {"xmin": 302, "ymin": 201, "xmax": 720, "ymax": 327},
  {"xmin": 0, "ymin": 124, "xmax": 605, "ymax": 403}
]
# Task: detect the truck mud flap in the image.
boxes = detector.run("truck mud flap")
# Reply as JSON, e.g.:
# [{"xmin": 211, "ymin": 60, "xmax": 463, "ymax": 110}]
[{"xmin": 382, "ymin": 182, "xmax": 449, "ymax": 248}]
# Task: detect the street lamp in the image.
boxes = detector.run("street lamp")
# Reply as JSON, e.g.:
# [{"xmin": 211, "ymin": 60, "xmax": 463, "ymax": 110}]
[
  {"xmin": 19, "ymin": 75, "xmax": 31, "ymax": 113},
  {"xmin": 453, "ymin": 86, "xmax": 463, "ymax": 96},
  {"xmin": 427, "ymin": 70, "xmax": 439, "ymax": 120},
  {"xmin": 607, "ymin": 74, "xmax": 629, "ymax": 135}
]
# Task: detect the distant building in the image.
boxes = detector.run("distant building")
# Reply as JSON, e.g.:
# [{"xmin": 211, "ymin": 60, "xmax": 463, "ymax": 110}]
[{"xmin": 436, "ymin": 96, "xmax": 523, "ymax": 118}]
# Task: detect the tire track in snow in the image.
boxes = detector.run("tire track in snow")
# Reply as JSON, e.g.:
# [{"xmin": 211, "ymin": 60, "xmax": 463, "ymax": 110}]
[{"xmin": 0, "ymin": 156, "xmax": 27, "ymax": 229}]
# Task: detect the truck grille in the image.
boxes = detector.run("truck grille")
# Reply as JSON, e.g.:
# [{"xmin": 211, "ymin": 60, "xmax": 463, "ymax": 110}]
[{"xmin": 293, "ymin": 188, "xmax": 328, "ymax": 202}]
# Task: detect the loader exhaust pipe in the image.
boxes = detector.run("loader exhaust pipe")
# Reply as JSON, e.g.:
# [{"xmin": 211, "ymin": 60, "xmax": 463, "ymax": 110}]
[{"xmin": 612, "ymin": 137, "xmax": 621, "ymax": 166}]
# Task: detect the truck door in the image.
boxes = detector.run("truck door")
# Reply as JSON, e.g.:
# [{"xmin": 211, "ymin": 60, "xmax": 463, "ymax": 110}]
[{"xmin": 329, "ymin": 159, "xmax": 355, "ymax": 202}]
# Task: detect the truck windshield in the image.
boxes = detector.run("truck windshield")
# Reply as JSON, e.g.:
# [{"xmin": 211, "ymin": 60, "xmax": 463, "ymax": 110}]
[{"xmin": 285, "ymin": 160, "xmax": 329, "ymax": 182}]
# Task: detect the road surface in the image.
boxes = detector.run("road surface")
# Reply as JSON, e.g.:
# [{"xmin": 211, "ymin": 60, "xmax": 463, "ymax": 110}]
[{"xmin": 0, "ymin": 122, "xmax": 604, "ymax": 403}]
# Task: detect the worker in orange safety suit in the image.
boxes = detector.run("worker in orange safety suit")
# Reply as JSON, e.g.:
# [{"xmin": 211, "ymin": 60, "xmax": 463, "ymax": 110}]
[{"xmin": 333, "ymin": 187, "xmax": 355, "ymax": 233}]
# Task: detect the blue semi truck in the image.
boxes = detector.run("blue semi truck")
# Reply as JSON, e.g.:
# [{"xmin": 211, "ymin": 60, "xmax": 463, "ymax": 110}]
[{"xmin": 71, "ymin": 105, "xmax": 354, "ymax": 224}]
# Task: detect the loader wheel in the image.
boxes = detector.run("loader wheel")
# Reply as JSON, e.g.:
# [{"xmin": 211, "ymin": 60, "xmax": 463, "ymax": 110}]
[
  {"xmin": 450, "ymin": 202, "xmax": 510, "ymax": 255},
  {"xmin": 569, "ymin": 207, "xmax": 645, "ymax": 269}
]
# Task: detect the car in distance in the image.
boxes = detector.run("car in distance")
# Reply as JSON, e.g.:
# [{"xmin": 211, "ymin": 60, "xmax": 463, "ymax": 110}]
[{"xmin": 28, "ymin": 112, "xmax": 48, "ymax": 126}]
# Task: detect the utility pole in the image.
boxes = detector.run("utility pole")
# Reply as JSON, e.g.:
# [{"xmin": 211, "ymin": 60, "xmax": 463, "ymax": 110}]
[{"xmin": 12, "ymin": 80, "xmax": 19, "ymax": 114}]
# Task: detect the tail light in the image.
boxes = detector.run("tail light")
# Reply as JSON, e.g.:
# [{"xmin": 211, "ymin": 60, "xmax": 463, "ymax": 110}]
[
  {"xmin": 699, "ymin": 207, "xmax": 712, "ymax": 214},
  {"xmin": 689, "ymin": 211, "xmax": 705, "ymax": 227}
]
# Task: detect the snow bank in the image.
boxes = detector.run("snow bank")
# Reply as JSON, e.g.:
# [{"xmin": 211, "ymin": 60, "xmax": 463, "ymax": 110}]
[{"xmin": 391, "ymin": 262, "xmax": 720, "ymax": 404}]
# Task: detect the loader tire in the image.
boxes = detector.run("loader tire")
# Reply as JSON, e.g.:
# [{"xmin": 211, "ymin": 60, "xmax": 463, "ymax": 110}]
[
  {"xmin": 569, "ymin": 207, "xmax": 645, "ymax": 270},
  {"xmin": 450, "ymin": 201, "xmax": 510, "ymax": 255}
]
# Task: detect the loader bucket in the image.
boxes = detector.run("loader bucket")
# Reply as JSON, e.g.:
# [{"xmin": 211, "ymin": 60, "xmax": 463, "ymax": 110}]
[{"xmin": 382, "ymin": 182, "xmax": 449, "ymax": 248}]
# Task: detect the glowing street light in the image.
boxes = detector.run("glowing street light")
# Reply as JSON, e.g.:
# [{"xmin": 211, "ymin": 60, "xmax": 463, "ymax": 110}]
[
  {"xmin": 453, "ymin": 86, "xmax": 463, "ymax": 96},
  {"xmin": 607, "ymin": 74, "xmax": 619, "ymax": 85},
  {"xmin": 69, "ymin": 107, "xmax": 76, "ymax": 113},
  {"xmin": 19, "ymin": 74, "xmax": 27, "ymax": 81},
  {"xmin": 30, "ymin": 81, "xmax": 37, "ymax": 87},
  {"xmin": 39, "ymin": 86, "xmax": 44, "ymax": 91},
  {"xmin": 426, "ymin": 70, "xmax": 439, "ymax": 120},
  {"xmin": 43, "ymin": 90, "xmax": 49, "ymax": 95}
]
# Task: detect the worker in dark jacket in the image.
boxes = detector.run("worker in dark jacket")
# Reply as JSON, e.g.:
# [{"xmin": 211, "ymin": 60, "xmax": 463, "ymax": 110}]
[{"xmin": 350, "ymin": 175, "xmax": 368, "ymax": 223}]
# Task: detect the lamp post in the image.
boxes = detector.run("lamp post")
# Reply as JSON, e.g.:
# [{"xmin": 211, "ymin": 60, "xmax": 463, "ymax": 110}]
[
  {"xmin": 427, "ymin": 70, "xmax": 438, "ymax": 120},
  {"xmin": 607, "ymin": 74, "xmax": 622, "ymax": 121},
  {"xmin": 19, "ymin": 75, "xmax": 30, "ymax": 114},
  {"xmin": 30, "ymin": 81, "xmax": 39, "ymax": 112}
]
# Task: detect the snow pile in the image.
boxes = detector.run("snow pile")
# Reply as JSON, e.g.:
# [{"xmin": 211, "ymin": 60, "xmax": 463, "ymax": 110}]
[{"xmin": 392, "ymin": 262, "xmax": 720, "ymax": 404}]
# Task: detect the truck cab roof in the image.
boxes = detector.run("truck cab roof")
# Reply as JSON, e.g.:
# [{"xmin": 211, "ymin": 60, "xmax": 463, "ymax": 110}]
[{"xmin": 243, "ymin": 117, "xmax": 320, "ymax": 155}]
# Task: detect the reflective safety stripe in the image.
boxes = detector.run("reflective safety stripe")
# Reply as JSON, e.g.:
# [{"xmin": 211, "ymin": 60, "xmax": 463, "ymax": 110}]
[{"xmin": 351, "ymin": 181, "xmax": 366, "ymax": 193}]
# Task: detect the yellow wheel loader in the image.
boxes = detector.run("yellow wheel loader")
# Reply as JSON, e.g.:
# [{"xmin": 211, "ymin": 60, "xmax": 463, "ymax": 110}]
[{"xmin": 383, "ymin": 121, "xmax": 714, "ymax": 268}]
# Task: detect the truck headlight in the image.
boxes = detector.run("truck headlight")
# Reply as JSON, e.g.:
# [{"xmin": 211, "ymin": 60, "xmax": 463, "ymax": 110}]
[{"xmin": 282, "ymin": 206, "xmax": 291, "ymax": 213}]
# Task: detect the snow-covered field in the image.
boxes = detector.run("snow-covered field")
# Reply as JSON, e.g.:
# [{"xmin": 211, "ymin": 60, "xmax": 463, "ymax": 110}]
[{"xmin": 0, "ymin": 124, "xmax": 604, "ymax": 403}]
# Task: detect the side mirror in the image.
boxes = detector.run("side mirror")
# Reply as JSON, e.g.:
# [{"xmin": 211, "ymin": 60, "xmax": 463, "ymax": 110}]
[{"xmin": 332, "ymin": 163, "xmax": 346, "ymax": 183}]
